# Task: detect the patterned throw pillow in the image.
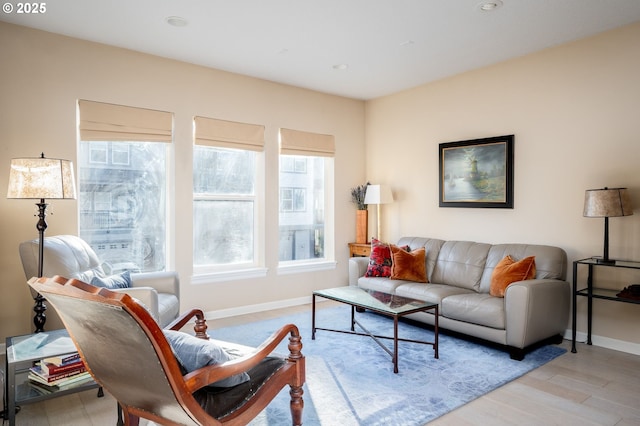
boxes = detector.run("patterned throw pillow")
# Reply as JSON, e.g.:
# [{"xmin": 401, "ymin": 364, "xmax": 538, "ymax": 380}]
[{"xmin": 365, "ymin": 238, "xmax": 409, "ymax": 277}]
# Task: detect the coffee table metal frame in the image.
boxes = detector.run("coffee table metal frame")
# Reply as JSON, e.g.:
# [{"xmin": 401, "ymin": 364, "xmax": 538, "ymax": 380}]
[{"xmin": 312, "ymin": 286, "xmax": 438, "ymax": 373}]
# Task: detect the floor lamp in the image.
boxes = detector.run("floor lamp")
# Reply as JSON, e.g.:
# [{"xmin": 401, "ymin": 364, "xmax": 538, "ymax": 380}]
[
  {"xmin": 364, "ymin": 184, "xmax": 394, "ymax": 242},
  {"xmin": 7, "ymin": 153, "xmax": 76, "ymax": 332},
  {"xmin": 583, "ymin": 187, "xmax": 633, "ymax": 264}
]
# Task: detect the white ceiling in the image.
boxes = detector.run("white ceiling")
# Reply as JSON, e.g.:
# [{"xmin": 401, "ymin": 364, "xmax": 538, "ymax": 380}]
[{"xmin": 3, "ymin": 0, "xmax": 640, "ymax": 100}]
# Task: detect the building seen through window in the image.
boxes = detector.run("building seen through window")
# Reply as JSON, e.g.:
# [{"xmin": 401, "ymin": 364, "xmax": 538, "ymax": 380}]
[
  {"xmin": 78, "ymin": 141, "xmax": 167, "ymax": 273},
  {"xmin": 279, "ymin": 155, "xmax": 325, "ymax": 261}
]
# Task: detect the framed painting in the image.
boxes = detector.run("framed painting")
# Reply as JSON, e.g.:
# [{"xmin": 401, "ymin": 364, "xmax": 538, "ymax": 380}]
[{"xmin": 439, "ymin": 135, "xmax": 514, "ymax": 208}]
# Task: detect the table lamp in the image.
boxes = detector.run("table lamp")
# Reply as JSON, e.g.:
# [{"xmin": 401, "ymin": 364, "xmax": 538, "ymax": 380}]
[
  {"xmin": 7, "ymin": 153, "xmax": 76, "ymax": 332},
  {"xmin": 583, "ymin": 187, "xmax": 633, "ymax": 264},
  {"xmin": 364, "ymin": 184, "xmax": 394, "ymax": 242}
]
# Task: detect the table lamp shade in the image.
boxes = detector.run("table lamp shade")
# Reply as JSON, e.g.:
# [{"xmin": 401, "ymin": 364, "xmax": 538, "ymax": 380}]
[
  {"xmin": 364, "ymin": 184, "xmax": 394, "ymax": 205},
  {"xmin": 7, "ymin": 157, "xmax": 76, "ymax": 200},
  {"xmin": 364, "ymin": 184, "xmax": 394, "ymax": 241},
  {"xmin": 583, "ymin": 187, "xmax": 632, "ymax": 218},
  {"xmin": 583, "ymin": 187, "xmax": 633, "ymax": 264}
]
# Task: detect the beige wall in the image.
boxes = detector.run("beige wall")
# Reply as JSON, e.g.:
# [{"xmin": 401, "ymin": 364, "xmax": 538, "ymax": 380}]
[
  {"xmin": 0, "ymin": 22, "xmax": 366, "ymax": 342},
  {"xmin": 2, "ymin": 20, "xmax": 639, "ymax": 353},
  {"xmin": 365, "ymin": 22, "xmax": 640, "ymax": 351}
]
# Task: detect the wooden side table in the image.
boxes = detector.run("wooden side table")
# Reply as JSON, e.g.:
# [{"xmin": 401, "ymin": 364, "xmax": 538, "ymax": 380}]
[{"xmin": 348, "ymin": 242, "xmax": 371, "ymax": 257}]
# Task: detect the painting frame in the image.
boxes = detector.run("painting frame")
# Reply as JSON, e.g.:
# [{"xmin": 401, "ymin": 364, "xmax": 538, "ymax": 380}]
[{"xmin": 439, "ymin": 135, "xmax": 514, "ymax": 209}]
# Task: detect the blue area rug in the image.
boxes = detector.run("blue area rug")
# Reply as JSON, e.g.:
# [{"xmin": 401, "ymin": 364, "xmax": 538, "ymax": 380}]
[{"xmin": 209, "ymin": 306, "xmax": 565, "ymax": 426}]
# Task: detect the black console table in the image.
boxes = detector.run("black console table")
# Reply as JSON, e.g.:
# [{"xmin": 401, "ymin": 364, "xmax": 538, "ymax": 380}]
[{"xmin": 571, "ymin": 257, "xmax": 640, "ymax": 353}]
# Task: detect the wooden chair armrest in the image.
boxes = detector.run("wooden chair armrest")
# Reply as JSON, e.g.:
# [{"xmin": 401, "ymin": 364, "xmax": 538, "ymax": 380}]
[
  {"xmin": 183, "ymin": 323, "xmax": 303, "ymax": 392},
  {"xmin": 166, "ymin": 308, "xmax": 209, "ymax": 339}
]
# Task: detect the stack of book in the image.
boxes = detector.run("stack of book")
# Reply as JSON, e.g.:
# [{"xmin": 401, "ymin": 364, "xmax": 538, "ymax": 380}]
[{"xmin": 28, "ymin": 352, "xmax": 93, "ymax": 393}]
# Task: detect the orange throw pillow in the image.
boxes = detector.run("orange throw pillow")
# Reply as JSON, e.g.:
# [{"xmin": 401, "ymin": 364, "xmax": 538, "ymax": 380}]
[
  {"xmin": 490, "ymin": 255, "xmax": 536, "ymax": 297},
  {"xmin": 391, "ymin": 247, "xmax": 428, "ymax": 283}
]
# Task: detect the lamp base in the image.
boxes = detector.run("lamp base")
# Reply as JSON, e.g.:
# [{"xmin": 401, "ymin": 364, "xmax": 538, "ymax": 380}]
[{"xmin": 33, "ymin": 293, "xmax": 47, "ymax": 333}]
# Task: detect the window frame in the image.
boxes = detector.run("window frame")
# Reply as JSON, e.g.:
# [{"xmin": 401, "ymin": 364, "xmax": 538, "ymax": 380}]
[
  {"xmin": 192, "ymin": 145, "xmax": 266, "ymax": 279},
  {"xmin": 277, "ymin": 153, "xmax": 335, "ymax": 273},
  {"xmin": 77, "ymin": 140, "xmax": 172, "ymax": 273}
]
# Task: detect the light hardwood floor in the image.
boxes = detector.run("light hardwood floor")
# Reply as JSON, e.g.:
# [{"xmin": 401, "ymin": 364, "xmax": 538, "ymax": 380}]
[{"xmin": 3, "ymin": 302, "xmax": 640, "ymax": 425}]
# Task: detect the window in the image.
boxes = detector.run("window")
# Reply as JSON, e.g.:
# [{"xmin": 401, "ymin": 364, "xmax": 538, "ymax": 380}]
[
  {"xmin": 193, "ymin": 146, "xmax": 257, "ymax": 267},
  {"xmin": 78, "ymin": 100, "xmax": 172, "ymax": 273},
  {"xmin": 193, "ymin": 117, "xmax": 264, "ymax": 272},
  {"xmin": 78, "ymin": 141, "xmax": 168, "ymax": 272},
  {"xmin": 278, "ymin": 128, "xmax": 334, "ymax": 264},
  {"xmin": 280, "ymin": 187, "xmax": 306, "ymax": 212}
]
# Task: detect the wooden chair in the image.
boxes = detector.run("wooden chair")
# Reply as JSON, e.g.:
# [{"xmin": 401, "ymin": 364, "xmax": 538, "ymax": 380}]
[{"xmin": 29, "ymin": 276, "xmax": 305, "ymax": 426}]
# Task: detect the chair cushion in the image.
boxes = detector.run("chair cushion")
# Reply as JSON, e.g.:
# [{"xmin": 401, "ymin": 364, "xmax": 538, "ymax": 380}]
[
  {"xmin": 193, "ymin": 356, "xmax": 287, "ymax": 420},
  {"xmin": 157, "ymin": 293, "xmax": 180, "ymax": 328},
  {"xmin": 163, "ymin": 330, "xmax": 249, "ymax": 387},
  {"xmin": 90, "ymin": 271, "xmax": 132, "ymax": 289}
]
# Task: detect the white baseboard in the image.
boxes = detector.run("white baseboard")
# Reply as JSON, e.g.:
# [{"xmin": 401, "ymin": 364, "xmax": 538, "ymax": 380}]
[
  {"xmin": 203, "ymin": 295, "xmax": 315, "ymax": 320},
  {"xmin": 563, "ymin": 329, "xmax": 640, "ymax": 356}
]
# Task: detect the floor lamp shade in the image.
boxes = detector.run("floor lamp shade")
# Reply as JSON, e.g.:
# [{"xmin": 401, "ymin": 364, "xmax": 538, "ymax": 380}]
[
  {"xmin": 364, "ymin": 184, "xmax": 394, "ymax": 241},
  {"xmin": 7, "ymin": 156, "xmax": 76, "ymax": 200},
  {"xmin": 583, "ymin": 187, "xmax": 633, "ymax": 263},
  {"xmin": 6, "ymin": 154, "xmax": 76, "ymax": 332}
]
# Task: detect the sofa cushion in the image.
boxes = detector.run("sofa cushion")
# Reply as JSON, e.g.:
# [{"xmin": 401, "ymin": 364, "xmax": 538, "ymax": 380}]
[
  {"xmin": 396, "ymin": 237, "xmax": 445, "ymax": 283},
  {"xmin": 441, "ymin": 293, "xmax": 506, "ymax": 329},
  {"xmin": 430, "ymin": 241, "xmax": 490, "ymax": 292},
  {"xmin": 395, "ymin": 283, "xmax": 473, "ymax": 307},
  {"xmin": 391, "ymin": 247, "xmax": 427, "ymax": 282},
  {"xmin": 490, "ymin": 255, "xmax": 536, "ymax": 297},
  {"xmin": 358, "ymin": 276, "xmax": 408, "ymax": 294}
]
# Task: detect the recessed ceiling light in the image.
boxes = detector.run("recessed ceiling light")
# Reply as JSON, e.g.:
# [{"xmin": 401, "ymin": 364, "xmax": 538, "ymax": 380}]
[
  {"xmin": 166, "ymin": 16, "xmax": 188, "ymax": 27},
  {"xmin": 333, "ymin": 64, "xmax": 349, "ymax": 71},
  {"xmin": 478, "ymin": 1, "xmax": 503, "ymax": 12}
]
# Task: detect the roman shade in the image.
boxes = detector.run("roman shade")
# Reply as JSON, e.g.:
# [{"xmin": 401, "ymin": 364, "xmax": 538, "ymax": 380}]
[
  {"xmin": 194, "ymin": 116, "xmax": 265, "ymax": 152},
  {"xmin": 279, "ymin": 128, "xmax": 335, "ymax": 157},
  {"xmin": 78, "ymin": 100, "xmax": 173, "ymax": 142}
]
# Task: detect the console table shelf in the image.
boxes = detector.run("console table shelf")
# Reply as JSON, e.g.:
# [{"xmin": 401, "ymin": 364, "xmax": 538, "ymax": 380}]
[
  {"xmin": 571, "ymin": 257, "xmax": 640, "ymax": 354},
  {"xmin": 575, "ymin": 287, "xmax": 640, "ymax": 304}
]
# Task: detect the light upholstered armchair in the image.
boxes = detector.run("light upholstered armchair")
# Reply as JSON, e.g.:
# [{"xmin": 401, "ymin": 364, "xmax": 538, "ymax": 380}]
[{"xmin": 19, "ymin": 234, "xmax": 180, "ymax": 327}]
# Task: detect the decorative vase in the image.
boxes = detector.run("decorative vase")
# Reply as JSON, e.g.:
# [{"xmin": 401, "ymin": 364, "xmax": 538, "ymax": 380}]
[{"xmin": 356, "ymin": 210, "xmax": 368, "ymax": 244}]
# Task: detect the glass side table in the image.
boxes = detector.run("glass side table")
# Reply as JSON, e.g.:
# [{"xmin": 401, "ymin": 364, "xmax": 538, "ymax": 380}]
[{"xmin": 3, "ymin": 329, "xmax": 102, "ymax": 425}]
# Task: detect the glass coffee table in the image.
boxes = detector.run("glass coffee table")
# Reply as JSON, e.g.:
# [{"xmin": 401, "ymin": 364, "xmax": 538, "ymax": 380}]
[{"xmin": 312, "ymin": 286, "xmax": 438, "ymax": 373}]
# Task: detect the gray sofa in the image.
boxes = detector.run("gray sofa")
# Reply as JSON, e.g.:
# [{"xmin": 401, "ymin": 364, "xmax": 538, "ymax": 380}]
[{"xmin": 348, "ymin": 237, "xmax": 570, "ymax": 360}]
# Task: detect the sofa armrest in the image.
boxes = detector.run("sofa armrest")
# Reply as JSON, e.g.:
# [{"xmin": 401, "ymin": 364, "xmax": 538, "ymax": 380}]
[
  {"xmin": 130, "ymin": 271, "xmax": 180, "ymax": 298},
  {"xmin": 348, "ymin": 257, "xmax": 369, "ymax": 286},
  {"xmin": 504, "ymin": 279, "xmax": 570, "ymax": 349}
]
